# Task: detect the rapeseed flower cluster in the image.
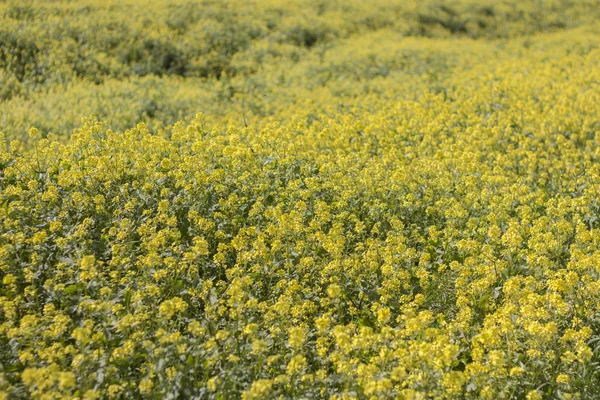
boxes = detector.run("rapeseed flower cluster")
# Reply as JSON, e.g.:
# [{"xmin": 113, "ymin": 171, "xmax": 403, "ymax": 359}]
[{"xmin": 2, "ymin": 0, "xmax": 600, "ymax": 399}]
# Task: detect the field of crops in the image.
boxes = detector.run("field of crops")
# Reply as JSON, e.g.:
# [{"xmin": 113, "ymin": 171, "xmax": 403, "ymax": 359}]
[{"xmin": 2, "ymin": 0, "xmax": 600, "ymax": 398}]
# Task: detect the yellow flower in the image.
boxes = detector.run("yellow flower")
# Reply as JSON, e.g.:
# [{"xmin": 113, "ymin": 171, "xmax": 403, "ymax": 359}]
[
  {"xmin": 251, "ymin": 339, "xmax": 268, "ymax": 355},
  {"xmin": 158, "ymin": 297, "xmax": 188, "ymax": 319},
  {"xmin": 80, "ymin": 255, "xmax": 95, "ymax": 269},
  {"xmin": 243, "ymin": 323, "xmax": 259, "ymax": 336},
  {"xmin": 83, "ymin": 390, "xmax": 101, "ymax": 400},
  {"xmin": 327, "ymin": 284, "xmax": 342, "ymax": 299},
  {"xmin": 138, "ymin": 378, "xmax": 153, "ymax": 394},
  {"xmin": 28, "ymin": 127, "xmax": 41, "ymax": 141},
  {"xmin": 207, "ymin": 377, "xmax": 218, "ymax": 392},
  {"xmin": 187, "ymin": 320, "xmax": 205, "ymax": 336},
  {"xmin": 315, "ymin": 315, "xmax": 331, "ymax": 333},
  {"xmin": 242, "ymin": 379, "xmax": 273, "ymax": 400},
  {"xmin": 286, "ymin": 354, "xmax": 307, "ymax": 375},
  {"xmin": 509, "ymin": 367, "xmax": 525, "ymax": 377},
  {"xmin": 376, "ymin": 307, "xmax": 391, "ymax": 324},
  {"xmin": 2, "ymin": 274, "xmax": 16, "ymax": 285},
  {"xmin": 58, "ymin": 372, "xmax": 76, "ymax": 390},
  {"xmin": 526, "ymin": 390, "xmax": 543, "ymax": 400},
  {"xmin": 288, "ymin": 327, "xmax": 306, "ymax": 351}
]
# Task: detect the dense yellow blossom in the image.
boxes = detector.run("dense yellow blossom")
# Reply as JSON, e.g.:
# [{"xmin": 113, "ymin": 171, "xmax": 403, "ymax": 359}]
[{"xmin": 1, "ymin": 0, "xmax": 600, "ymax": 398}]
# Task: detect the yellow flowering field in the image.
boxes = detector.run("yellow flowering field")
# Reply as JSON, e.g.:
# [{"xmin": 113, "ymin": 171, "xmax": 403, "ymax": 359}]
[{"xmin": 2, "ymin": 0, "xmax": 600, "ymax": 399}]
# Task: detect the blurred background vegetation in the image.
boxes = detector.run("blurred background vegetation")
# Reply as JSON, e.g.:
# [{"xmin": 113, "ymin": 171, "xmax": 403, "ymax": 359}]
[{"xmin": 1, "ymin": 0, "xmax": 599, "ymax": 139}]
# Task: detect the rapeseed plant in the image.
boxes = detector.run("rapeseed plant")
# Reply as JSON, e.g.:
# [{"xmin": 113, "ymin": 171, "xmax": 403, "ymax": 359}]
[{"xmin": 1, "ymin": 0, "xmax": 600, "ymax": 399}]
